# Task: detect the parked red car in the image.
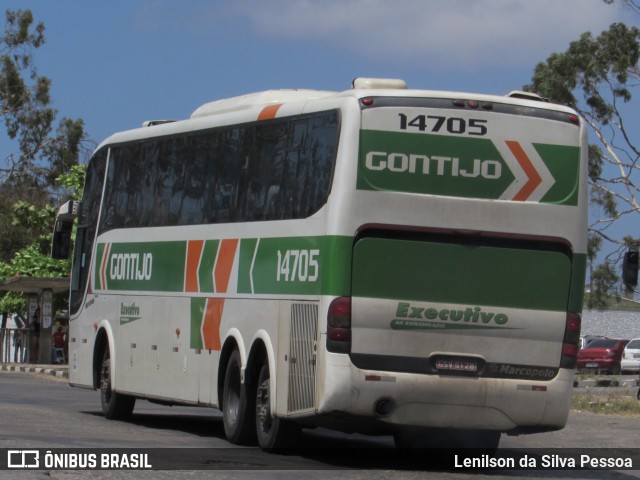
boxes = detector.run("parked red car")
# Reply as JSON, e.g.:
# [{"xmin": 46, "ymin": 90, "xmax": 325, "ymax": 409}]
[{"xmin": 577, "ymin": 338, "xmax": 630, "ymax": 374}]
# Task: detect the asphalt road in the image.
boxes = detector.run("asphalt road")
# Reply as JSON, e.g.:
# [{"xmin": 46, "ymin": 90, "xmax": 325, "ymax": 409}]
[{"xmin": 1, "ymin": 371, "xmax": 640, "ymax": 480}]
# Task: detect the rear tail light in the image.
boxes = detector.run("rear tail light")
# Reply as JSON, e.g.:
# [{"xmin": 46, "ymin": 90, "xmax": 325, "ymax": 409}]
[
  {"xmin": 327, "ymin": 297, "xmax": 351, "ymax": 354},
  {"xmin": 560, "ymin": 312, "xmax": 581, "ymax": 369}
]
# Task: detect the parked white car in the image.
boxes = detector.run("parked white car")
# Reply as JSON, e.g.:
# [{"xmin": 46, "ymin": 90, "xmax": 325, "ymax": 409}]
[{"xmin": 621, "ymin": 338, "xmax": 640, "ymax": 373}]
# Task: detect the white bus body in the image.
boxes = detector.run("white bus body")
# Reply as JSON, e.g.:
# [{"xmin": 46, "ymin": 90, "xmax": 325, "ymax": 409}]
[{"xmin": 53, "ymin": 78, "xmax": 587, "ymax": 449}]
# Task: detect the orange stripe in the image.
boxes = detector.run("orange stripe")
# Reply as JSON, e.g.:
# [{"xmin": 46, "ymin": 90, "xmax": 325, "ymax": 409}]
[
  {"xmin": 214, "ymin": 239, "xmax": 238, "ymax": 293},
  {"xmin": 100, "ymin": 243, "xmax": 111, "ymax": 290},
  {"xmin": 185, "ymin": 240, "xmax": 204, "ymax": 292},
  {"xmin": 506, "ymin": 140, "xmax": 542, "ymax": 201},
  {"xmin": 203, "ymin": 298, "xmax": 223, "ymax": 351},
  {"xmin": 258, "ymin": 104, "xmax": 283, "ymax": 120}
]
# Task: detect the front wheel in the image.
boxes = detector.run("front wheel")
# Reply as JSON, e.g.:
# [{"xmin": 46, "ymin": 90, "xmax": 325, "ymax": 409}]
[
  {"xmin": 100, "ymin": 348, "xmax": 135, "ymax": 420},
  {"xmin": 255, "ymin": 362, "xmax": 299, "ymax": 450}
]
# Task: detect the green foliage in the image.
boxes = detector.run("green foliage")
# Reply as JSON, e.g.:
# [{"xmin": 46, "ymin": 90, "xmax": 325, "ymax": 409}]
[
  {"xmin": 587, "ymin": 262, "xmax": 620, "ymax": 309},
  {"xmin": 0, "ymin": 243, "xmax": 68, "ymax": 279},
  {"xmin": 0, "ymin": 181, "xmax": 49, "ymax": 262},
  {"xmin": 1, "ymin": 9, "xmax": 89, "ymax": 187},
  {"xmin": 0, "ymin": 165, "xmax": 83, "ymax": 283},
  {"xmin": 45, "ymin": 118, "xmax": 86, "ymax": 185},
  {"xmin": 0, "ymin": 243, "xmax": 69, "ymax": 314},
  {"xmin": 0, "ymin": 9, "xmax": 54, "ymax": 181},
  {"xmin": 56, "ymin": 163, "xmax": 86, "ymax": 202},
  {"xmin": 572, "ymin": 390, "xmax": 640, "ymax": 416},
  {"xmin": 0, "ymin": 10, "xmax": 89, "ymax": 313},
  {"xmin": 526, "ymin": 23, "xmax": 640, "ymax": 120},
  {"xmin": 526, "ymin": 18, "xmax": 640, "ymax": 298},
  {"xmin": 587, "ymin": 235, "xmax": 603, "ymax": 265}
]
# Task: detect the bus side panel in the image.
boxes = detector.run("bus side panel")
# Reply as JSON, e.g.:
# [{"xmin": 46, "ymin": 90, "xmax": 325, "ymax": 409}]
[
  {"xmin": 115, "ymin": 295, "xmax": 200, "ymax": 403},
  {"xmin": 68, "ymin": 316, "xmax": 96, "ymax": 388},
  {"xmin": 69, "ymin": 294, "xmax": 113, "ymax": 389}
]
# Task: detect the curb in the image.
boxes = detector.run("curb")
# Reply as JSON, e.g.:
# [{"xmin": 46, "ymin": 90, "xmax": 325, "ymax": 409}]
[{"xmin": 1, "ymin": 363, "xmax": 68, "ymax": 379}]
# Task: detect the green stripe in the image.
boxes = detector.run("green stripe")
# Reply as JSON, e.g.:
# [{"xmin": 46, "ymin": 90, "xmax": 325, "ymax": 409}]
[
  {"xmin": 94, "ymin": 243, "xmax": 106, "ymax": 289},
  {"xmin": 536, "ymin": 144, "xmax": 580, "ymax": 205},
  {"xmin": 238, "ymin": 238, "xmax": 258, "ymax": 293},
  {"xmin": 104, "ymin": 241, "xmax": 186, "ymax": 292},
  {"xmin": 357, "ymin": 130, "xmax": 581, "ymax": 205},
  {"xmin": 198, "ymin": 240, "xmax": 219, "ymax": 293},
  {"xmin": 96, "ymin": 236, "xmax": 352, "ymax": 296},
  {"xmin": 357, "ymin": 129, "xmax": 514, "ymax": 199},
  {"xmin": 242, "ymin": 236, "xmax": 352, "ymax": 296},
  {"xmin": 190, "ymin": 298, "xmax": 205, "ymax": 349},
  {"xmin": 352, "ymin": 237, "xmax": 572, "ymax": 311}
]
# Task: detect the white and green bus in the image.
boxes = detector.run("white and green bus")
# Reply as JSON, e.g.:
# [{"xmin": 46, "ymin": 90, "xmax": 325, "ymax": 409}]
[{"xmin": 52, "ymin": 78, "xmax": 587, "ymax": 449}]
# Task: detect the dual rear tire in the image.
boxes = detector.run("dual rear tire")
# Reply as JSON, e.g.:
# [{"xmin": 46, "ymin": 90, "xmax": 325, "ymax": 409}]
[
  {"xmin": 222, "ymin": 350, "xmax": 256, "ymax": 444},
  {"xmin": 222, "ymin": 351, "xmax": 299, "ymax": 449}
]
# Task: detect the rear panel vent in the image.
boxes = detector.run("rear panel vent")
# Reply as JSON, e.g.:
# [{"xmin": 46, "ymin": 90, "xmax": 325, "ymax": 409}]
[{"xmin": 287, "ymin": 304, "xmax": 318, "ymax": 414}]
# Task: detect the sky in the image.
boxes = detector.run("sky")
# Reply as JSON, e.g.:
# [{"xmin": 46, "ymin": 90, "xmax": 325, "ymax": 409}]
[
  {"xmin": 1, "ymin": 0, "xmax": 639, "ymax": 265},
  {"xmin": 1, "ymin": 0, "xmax": 632, "ymax": 145}
]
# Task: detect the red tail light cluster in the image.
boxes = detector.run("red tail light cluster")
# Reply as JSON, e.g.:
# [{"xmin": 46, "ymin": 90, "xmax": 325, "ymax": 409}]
[
  {"xmin": 560, "ymin": 312, "xmax": 581, "ymax": 369},
  {"xmin": 327, "ymin": 296, "xmax": 351, "ymax": 354}
]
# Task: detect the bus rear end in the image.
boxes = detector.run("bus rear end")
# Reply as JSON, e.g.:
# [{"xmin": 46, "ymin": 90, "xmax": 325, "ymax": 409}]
[{"xmin": 319, "ymin": 83, "xmax": 586, "ymax": 447}]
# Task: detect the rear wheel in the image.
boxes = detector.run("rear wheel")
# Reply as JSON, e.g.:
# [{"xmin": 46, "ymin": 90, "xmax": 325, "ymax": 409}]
[
  {"xmin": 255, "ymin": 362, "xmax": 299, "ymax": 450},
  {"xmin": 100, "ymin": 348, "xmax": 135, "ymax": 420},
  {"xmin": 222, "ymin": 350, "xmax": 256, "ymax": 445},
  {"xmin": 394, "ymin": 426, "xmax": 500, "ymax": 450}
]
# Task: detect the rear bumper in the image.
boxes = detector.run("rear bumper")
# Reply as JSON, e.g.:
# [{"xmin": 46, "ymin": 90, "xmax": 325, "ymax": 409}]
[
  {"xmin": 316, "ymin": 353, "xmax": 574, "ymax": 433},
  {"xmin": 621, "ymin": 359, "xmax": 640, "ymax": 372},
  {"xmin": 576, "ymin": 359, "xmax": 619, "ymax": 372}
]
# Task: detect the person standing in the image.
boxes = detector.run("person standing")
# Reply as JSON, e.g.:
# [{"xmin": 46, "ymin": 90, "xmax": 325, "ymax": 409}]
[
  {"xmin": 29, "ymin": 307, "xmax": 40, "ymax": 363},
  {"xmin": 13, "ymin": 329, "xmax": 22, "ymax": 363}
]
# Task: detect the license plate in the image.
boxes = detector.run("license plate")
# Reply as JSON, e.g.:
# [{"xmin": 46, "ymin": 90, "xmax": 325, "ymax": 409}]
[
  {"xmin": 435, "ymin": 358, "xmax": 478, "ymax": 372},
  {"xmin": 634, "ymin": 354, "xmax": 640, "ymax": 359},
  {"xmin": 586, "ymin": 362, "xmax": 599, "ymax": 368}
]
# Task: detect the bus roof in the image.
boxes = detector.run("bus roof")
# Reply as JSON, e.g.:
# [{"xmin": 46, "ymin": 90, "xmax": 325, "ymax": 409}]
[{"xmin": 96, "ymin": 78, "xmax": 577, "ymax": 151}]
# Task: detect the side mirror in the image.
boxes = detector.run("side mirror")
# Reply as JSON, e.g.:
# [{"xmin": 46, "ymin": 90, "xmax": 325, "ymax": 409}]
[
  {"xmin": 622, "ymin": 249, "xmax": 639, "ymax": 290},
  {"xmin": 51, "ymin": 200, "xmax": 79, "ymax": 260},
  {"xmin": 51, "ymin": 218, "xmax": 74, "ymax": 259}
]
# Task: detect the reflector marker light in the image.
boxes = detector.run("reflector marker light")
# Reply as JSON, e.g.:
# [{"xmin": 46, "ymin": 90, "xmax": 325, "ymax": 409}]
[
  {"xmin": 365, "ymin": 375, "xmax": 397, "ymax": 382},
  {"xmin": 258, "ymin": 103, "xmax": 283, "ymax": 120}
]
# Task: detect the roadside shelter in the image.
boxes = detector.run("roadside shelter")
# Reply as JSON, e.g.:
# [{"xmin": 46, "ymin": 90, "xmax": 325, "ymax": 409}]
[{"xmin": 0, "ymin": 276, "xmax": 70, "ymax": 364}]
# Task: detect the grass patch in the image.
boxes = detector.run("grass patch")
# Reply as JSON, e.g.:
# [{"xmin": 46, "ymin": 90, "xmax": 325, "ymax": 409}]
[{"xmin": 572, "ymin": 390, "xmax": 640, "ymax": 416}]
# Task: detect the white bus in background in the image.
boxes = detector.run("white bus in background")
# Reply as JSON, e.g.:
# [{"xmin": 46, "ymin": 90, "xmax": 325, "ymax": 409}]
[{"xmin": 52, "ymin": 78, "xmax": 587, "ymax": 450}]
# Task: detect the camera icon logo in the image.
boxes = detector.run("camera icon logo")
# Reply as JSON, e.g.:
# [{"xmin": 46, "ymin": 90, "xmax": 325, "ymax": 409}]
[{"xmin": 7, "ymin": 450, "xmax": 40, "ymax": 469}]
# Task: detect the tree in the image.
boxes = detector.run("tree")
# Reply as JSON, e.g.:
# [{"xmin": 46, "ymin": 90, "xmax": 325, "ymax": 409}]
[
  {"xmin": 604, "ymin": 0, "xmax": 640, "ymax": 16},
  {"xmin": 0, "ymin": 9, "xmax": 90, "ymax": 262},
  {"xmin": 587, "ymin": 262, "xmax": 620, "ymax": 309},
  {"xmin": 0, "ymin": 165, "xmax": 85, "ymax": 313},
  {"xmin": 525, "ymin": 21, "xmax": 640, "ymax": 306},
  {"xmin": 0, "ymin": 9, "xmax": 89, "ymax": 185},
  {"xmin": 0, "ymin": 10, "xmax": 90, "ymax": 313}
]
